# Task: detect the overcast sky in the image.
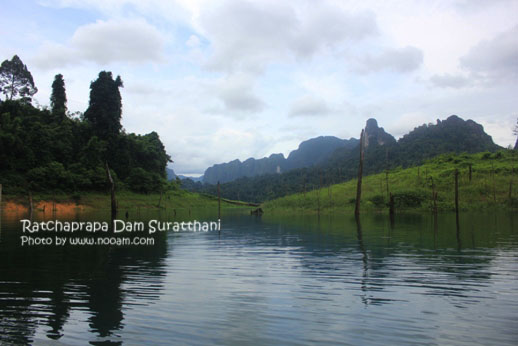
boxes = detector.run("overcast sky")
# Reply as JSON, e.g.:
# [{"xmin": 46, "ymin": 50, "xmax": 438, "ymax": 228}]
[{"xmin": 1, "ymin": 0, "xmax": 517, "ymax": 175}]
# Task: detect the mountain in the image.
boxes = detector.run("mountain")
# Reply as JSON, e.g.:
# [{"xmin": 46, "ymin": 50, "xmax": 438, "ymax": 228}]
[
  {"xmin": 203, "ymin": 136, "xmax": 358, "ymax": 184},
  {"xmin": 177, "ymin": 174, "xmax": 204, "ymax": 182},
  {"xmin": 184, "ymin": 115, "xmax": 501, "ymax": 203},
  {"xmin": 327, "ymin": 115, "xmax": 500, "ymax": 179},
  {"xmin": 285, "ymin": 136, "xmax": 358, "ymax": 169},
  {"xmin": 166, "ymin": 167, "xmax": 176, "ymax": 180},
  {"xmin": 393, "ymin": 115, "xmax": 499, "ymax": 165}
]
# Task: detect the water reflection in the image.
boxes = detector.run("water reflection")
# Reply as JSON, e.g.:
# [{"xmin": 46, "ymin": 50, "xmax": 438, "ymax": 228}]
[
  {"xmin": 0, "ymin": 210, "xmax": 168, "ymax": 344},
  {"xmin": 0, "ymin": 208, "xmax": 517, "ymax": 345}
]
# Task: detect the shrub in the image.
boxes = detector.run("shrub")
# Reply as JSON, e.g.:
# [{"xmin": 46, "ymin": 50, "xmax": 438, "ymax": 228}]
[
  {"xmin": 369, "ymin": 195, "xmax": 386, "ymax": 207},
  {"xmin": 27, "ymin": 161, "xmax": 74, "ymax": 191},
  {"xmin": 392, "ymin": 190, "xmax": 427, "ymax": 208},
  {"xmin": 126, "ymin": 167, "xmax": 163, "ymax": 193}
]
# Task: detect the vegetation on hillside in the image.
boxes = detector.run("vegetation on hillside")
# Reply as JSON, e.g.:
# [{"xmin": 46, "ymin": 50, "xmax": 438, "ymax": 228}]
[
  {"xmin": 3, "ymin": 189, "xmax": 244, "ymax": 213},
  {"xmin": 0, "ymin": 55, "xmax": 171, "ymax": 195},
  {"xmin": 184, "ymin": 116, "xmax": 501, "ymax": 203},
  {"xmin": 263, "ymin": 150, "xmax": 518, "ymax": 213}
]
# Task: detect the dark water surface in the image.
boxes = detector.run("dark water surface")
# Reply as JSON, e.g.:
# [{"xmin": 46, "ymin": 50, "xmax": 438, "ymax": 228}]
[{"xmin": 1, "ymin": 209, "xmax": 517, "ymax": 345}]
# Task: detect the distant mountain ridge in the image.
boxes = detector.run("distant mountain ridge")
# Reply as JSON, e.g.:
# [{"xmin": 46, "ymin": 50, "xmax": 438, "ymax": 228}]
[
  {"xmin": 184, "ymin": 115, "xmax": 501, "ymax": 203},
  {"xmin": 166, "ymin": 167, "xmax": 176, "ymax": 180},
  {"xmin": 203, "ymin": 136, "xmax": 358, "ymax": 184}
]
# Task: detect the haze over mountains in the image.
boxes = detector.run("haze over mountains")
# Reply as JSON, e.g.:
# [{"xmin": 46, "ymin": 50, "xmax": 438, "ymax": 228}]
[
  {"xmin": 203, "ymin": 136, "xmax": 358, "ymax": 184},
  {"xmin": 182, "ymin": 115, "xmax": 501, "ymax": 202}
]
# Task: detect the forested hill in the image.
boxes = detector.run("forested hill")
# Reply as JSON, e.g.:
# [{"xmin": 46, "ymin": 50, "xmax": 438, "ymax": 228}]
[
  {"xmin": 0, "ymin": 55, "xmax": 172, "ymax": 195},
  {"xmin": 203, "ymin": 136, "xmax": 358, "ymax": 184},
  {"xmin": 183, "ymin": 116, "xmax": 501, "ymax": 203}
]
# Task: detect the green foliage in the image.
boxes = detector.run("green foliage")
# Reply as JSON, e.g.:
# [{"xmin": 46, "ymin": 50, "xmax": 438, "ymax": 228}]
[
  {"xmin": 27, "ymin": 162, "xmax": 73, "ymax": 192},
  {"xmin": 83, "ymin": 71, "xmax": 123, "ymax": 142},
  {"xmin": 0, "ymin": 55, "xmax": 38, "ymax": 102},
  {"xmin": 392, "ymin": 190, "xmax": 427, "ymax": 208},
  {"xmin": 0, "ymin": 63, "xmax": 171, "ymax": 195},
  {"xmin": 188, "ymin": 115, "xmax": 500, "ymax": 203},
  {"xmin": 368, "ymin": 195, "xmax": 386, "ymax": 207},
  {"xmin": 50, "ymin": 74, "xmax": 67, "ymax": 117},
  {"xmin": 263, "ymin": 150, "xmax": 518, "ymax": 213},
  {"xmin": 126, "ymin": 168, "xmax": 164, "ymax": 194}
]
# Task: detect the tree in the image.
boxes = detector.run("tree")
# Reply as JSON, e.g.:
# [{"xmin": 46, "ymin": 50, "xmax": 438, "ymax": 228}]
[
  {"xmin": 50, "ymin": 74, "xmax": 67, "ymax": 117},
  {"xmin": 514, "ymin": 117, "xmax": 518, "ymax": 150},
  {"xmin": 83, "ymin": 71, "xmax": 123, "ymax": 141},
  {"xmin": 0, "ymin": 55, "xmax": 38, "ymax": 102}
]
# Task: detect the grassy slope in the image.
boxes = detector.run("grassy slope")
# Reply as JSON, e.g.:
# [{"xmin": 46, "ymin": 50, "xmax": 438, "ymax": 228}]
[
  {"xmin": 3, "ymin": 189, "xmax": 246, "ymax": 211},
  {"xmin": 263, "ymin": 150, "xmax": 518, "ymax": 213}
]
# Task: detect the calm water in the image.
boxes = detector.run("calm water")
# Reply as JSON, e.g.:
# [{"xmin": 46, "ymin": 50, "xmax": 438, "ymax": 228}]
[{"xmin": 0, "ymin": 208, "xmax": 517, "ymax": 345}]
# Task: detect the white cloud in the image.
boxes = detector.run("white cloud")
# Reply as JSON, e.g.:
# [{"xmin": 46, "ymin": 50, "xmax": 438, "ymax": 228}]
[
  {"xmin": 5, "ymin": 0, "xmax": 518, "ymax": 174},
  {"xmin": 33, "ymin": 18, "xmax": 165, "ymax": 69},
  {"xmin": 186, "ymin": 34, "xmax": 200, "ymax": 48},
  {"xmin": 460, "ymin": 25, "xmax": 518, "ymax": 83},
  {"xmin": 199, "ymin": 1, "xmax": 378, "ymax": 73},
  {"xmin": 215, "ymin": 74, "xmax": 265, "ymax": 114},
  {"xmin": 386, "ymin": 112, "xmax": 432, "ymax": 138},
  {"xmin": 289, "ymin": 95, "xmax": 331, "ymax": 117},
  {"xmin": 429, "ymin": 73, "xmax": 471, "ymax": 89},
  {"xmin": 354, "ymin": 46, "xmax": 423, "ymax": 74}
]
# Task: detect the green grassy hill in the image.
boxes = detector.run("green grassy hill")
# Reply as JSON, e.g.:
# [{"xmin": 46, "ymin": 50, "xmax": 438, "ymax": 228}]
[{"xmin": 263, "ymin": 150, "xmax": 518, "ymax": 214}]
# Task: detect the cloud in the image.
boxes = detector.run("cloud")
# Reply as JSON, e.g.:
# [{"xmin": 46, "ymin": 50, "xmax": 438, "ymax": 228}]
[
  {"xmin": 199, "ymin": 1, "xmax": 378, "ymax": 73},
  {"xmin": 386, "ymin": 111, "xmax": 431, "ymax": 138},
  {"xmin": 289, "ymin": 95, "xmax": 331, "ymax": 117},
  {"xmin": 429, "ymin": 73, "xmax": 471, "ymax": 89},
  {"xmin": 186, "ymin": 34, "xmax": 200, "ymax": 48},
  {"xmin": 215, "ymin": 74, "xmax": 265, "ymax": 113},
  {"xmin": 355, "ymin": 46, "xmax": 423, "ymax": 74},
  {"xmin": 33, "ymin": 18, "xmax": 165, "ymax": 69},
  {"xmin": 460, "ymin": 25, "xmax": 518, "ymax": 83}
]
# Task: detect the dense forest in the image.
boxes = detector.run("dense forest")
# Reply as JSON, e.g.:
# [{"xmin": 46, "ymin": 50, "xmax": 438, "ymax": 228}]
[
  {"xmin": 0, "ymin": 55, "xmax": 172, "ymax": 194},
  {"xmin": 183, "ymin": 117, "xmax": 502, "ymax": 202}
]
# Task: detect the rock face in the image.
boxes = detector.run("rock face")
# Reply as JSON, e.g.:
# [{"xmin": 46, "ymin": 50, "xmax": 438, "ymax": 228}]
[
  {"xmin": 364, "ymin": 118, "xmax": 396, "ymax": 148},
  {"xmin": 203, "ymin": 136, "xmax": 358, "ymax": 184},
  {"xmin": 397, "ymin": 115, "xmax": 499, "ymax": 158},
  {"xmin": 201, "ymin": 115, "xmax": 501, "ymax": 186},
  {"xmin": 166, "ymin": 167, "xmax": 176, "ymax": 180}
]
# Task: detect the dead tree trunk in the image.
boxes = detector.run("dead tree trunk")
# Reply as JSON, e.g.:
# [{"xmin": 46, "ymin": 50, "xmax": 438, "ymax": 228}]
[
  {"xmin": 455, "ymin": 169, "xmax": 459, "ymax": 230},
  {"xmin": 217, "ymin": 181, "xmax": 221, "ymax": 219},
  {"xmin": 492, "ymin": 162, "xmax": 496, "ymax": 203},
  {"xmin": 389, "ymin": 192, "xmax": 395, "ymax": 217},
  {"xmin": 354, "ymin": 129, "xmax": 365, "ymax": 217},
  {"xmin": 105, "ymin": 162, "xmax": 117, "ymax": 219},
  {"xmin": 318, "ymin": 172, "xmax": 322, "ymax": 214},
  {"xmin": 28, "ymin": 191, "xmax": 33, "ymax": 218},
  {"xmin": 385, "ymin": 170, "xmax": 389, "ymax": 200},
  {"xmin": 430, "ymin": 176, "xmax": 438, "ymax": 214},
  {"xmin": 0, "ymin": 184, "xmax": 2, "ymax": 238}
]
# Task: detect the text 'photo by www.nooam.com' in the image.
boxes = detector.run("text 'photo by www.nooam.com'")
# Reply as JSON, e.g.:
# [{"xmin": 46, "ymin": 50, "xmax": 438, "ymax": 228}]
[{"xmin": 18, "ymin": 219, "xmax": 221, "ymax": 246}]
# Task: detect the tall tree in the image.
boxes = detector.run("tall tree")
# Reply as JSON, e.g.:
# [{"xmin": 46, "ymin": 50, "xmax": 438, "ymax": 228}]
[
  {"xmin": 83, "ymin": 71, "xmax": 123, "ymax": 141},
  {"xmin": 514, "ymin": 117, "xmax": 518, "ymax": 150},
  {"xmin": 50, "ymin": 74, "xmax": 67, "ymax": 117},
  {"xmin": 0, "ymin": 55, "xmax": 38, "ymax": 102}
]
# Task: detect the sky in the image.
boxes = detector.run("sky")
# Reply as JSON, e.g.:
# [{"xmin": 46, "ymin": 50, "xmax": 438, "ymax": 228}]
[{"xmin": 1, "ymin": 0, "xmax": 517, "ymax": 176}]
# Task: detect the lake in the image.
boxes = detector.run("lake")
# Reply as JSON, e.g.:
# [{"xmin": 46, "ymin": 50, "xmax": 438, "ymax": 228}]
[{"xmin": 1, "ymin": 208, "xmax": 517, "ymax": 345}]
